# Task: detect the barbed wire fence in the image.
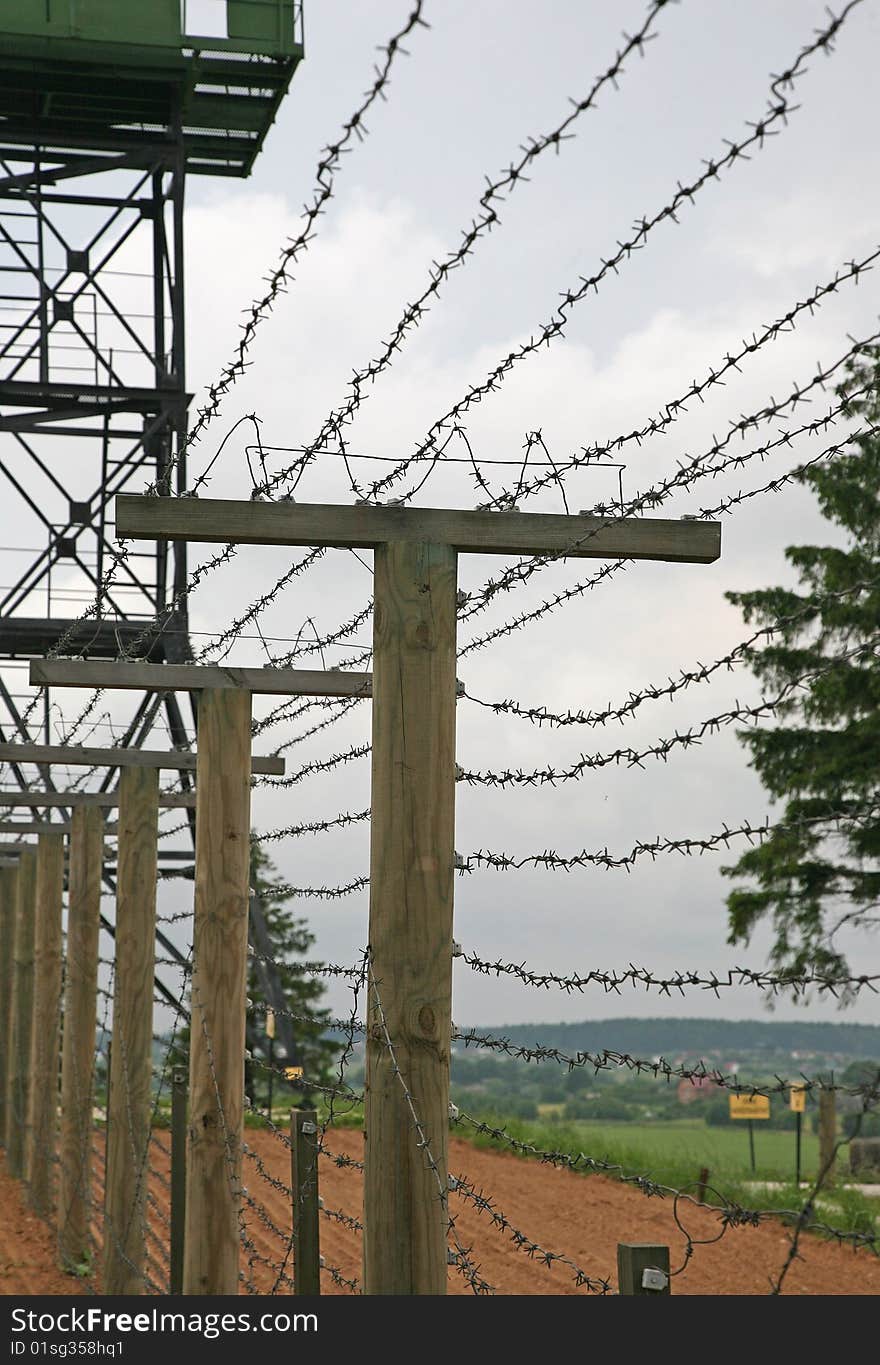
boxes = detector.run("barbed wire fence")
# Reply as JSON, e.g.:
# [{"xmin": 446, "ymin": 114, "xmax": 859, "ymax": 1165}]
[{"xmin": 1, "ymin": 0, "xmax": 879, "ymax": 1298}]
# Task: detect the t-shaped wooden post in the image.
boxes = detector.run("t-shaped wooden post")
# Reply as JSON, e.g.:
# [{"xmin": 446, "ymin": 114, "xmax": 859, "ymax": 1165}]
[{"xmin": 117, "ymin": 492, "xmax": 721, "ymax": 1295}]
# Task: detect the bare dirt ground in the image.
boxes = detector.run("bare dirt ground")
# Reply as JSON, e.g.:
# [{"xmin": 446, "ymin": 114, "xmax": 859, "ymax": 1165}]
[{"xmin": 2, "ymin": 1130, "xmax": 879, "ymax": 1296}]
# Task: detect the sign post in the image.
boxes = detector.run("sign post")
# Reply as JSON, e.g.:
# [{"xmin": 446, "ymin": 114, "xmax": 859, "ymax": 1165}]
[
  {"xmin": 790, "ymin": 1084, "xmax": 807, "ymax": 1187},
  {"xmin": 728, "ymin": 1093, "xmax": 771, "ymax": 1174}
]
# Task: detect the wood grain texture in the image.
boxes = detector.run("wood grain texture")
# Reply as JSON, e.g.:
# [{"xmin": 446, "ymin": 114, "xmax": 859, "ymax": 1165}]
[
  {"xmin": 31, "ymin": 659, "xmax": 372, "ymax": 697},
  {"xmin": 364, "ymin": 541, "xmax": 458, "ymax": 1295},
  {"xmin": 184, "ymin": 689, "xmax": 252, "ymax": 1296},
  {"xmin": 27, "ymin": 833, "xmax": 64, "ymax": 1217},
  {"xmin": 58, "ymin": 806, "xmax": 102, "ymax": 1272},
  {"xmin": 291, "ymin": 1108, "xmax": 321, "ymax": 1296},
  {"xmin": 104, "ymin": 767, "xmax": 158, "ymax": 1294},
  {"xmin": 0, "ymin": 866, "xmax": 19, "ymax": 1146},
  {"xmin": 0, "ymin": 791, "xmax": 195, "ymax": 809},
  {"xmin": 118, "ymin": 494, "xmax": 722, "ymax": 563},
  {"xmin": 5, "ymin": 849, "xmax": 36, "ymax": 1179},
  {"xmin": 0, "ymin": 743, "xmax": 284, "ymax": 777}
]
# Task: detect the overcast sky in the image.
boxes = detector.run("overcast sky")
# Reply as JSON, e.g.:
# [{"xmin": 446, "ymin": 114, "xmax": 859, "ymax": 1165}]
[{"xmin": 3, "ymin": 1, "xmax": 880, "ymax": 1037}]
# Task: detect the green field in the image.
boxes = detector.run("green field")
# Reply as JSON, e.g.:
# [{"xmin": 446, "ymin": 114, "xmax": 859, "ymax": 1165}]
[{"xmin": 536, "ymin": 1118, "xmax": 819, "ymax": 1182}]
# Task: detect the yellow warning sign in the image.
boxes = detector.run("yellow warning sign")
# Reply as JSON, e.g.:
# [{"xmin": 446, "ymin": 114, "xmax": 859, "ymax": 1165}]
[
  {"xmin": 284, "ymin": 1066, "xmax": 304, "ymax": 1082},
  {"xmin": 789, "ymin": 1084, "xmax": 807, "ymax": 1113},
  {"xmin": 729, "ymin": 1093, "xmax": 770, "ymax": 1121}
]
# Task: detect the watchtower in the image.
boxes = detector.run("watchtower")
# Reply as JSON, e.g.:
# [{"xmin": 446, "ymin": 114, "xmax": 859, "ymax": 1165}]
[{"xmin": 0, "ymin": 1, "xmax": 303, "ymax": 749}]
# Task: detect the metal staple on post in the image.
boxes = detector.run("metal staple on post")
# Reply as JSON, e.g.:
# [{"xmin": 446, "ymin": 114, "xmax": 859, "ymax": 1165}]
[{"xmin": 617, "ymin": 1244, "xmax": 671, "ymax": 1296}]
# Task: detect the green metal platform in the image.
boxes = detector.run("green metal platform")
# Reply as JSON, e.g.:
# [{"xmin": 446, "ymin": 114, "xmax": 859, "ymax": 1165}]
[{"xmin": 0, "ymin": 1, "xmax": 304, "ymax": 177}]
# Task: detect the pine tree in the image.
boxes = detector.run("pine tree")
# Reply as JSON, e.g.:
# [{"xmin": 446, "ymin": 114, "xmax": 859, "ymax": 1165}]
[
  {"xmin": 247, "ymin": 839, "xmax": 339, "ymax": 1098},
  {"xmin": 165, "ymin": 838, "xmax": 338, "ymax": 1102},
  {"xmin": 722, "ymin": 347, "xmax": 880, "ymax": 991}
]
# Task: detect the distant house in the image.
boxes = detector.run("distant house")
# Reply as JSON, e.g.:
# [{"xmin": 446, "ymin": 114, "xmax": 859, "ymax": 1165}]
[{"xmin": 677, "ymin": 1076, "xmax": 716, "ymax": 1106}]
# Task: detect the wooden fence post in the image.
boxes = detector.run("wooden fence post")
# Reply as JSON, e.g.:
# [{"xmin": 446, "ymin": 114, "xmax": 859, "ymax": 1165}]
[
  {"xmin": 184, "ymin": 688, "xmax": 252, "ymax": 1296},
  {"xmin": 115, "ymin": 489, "xmax": 720, "ymax": 1300},
  {"xmin": 364, "ymin": 540, "xmax": 458, "ymax": 1296},
  {"xmin": 58, "ymin": 805, "xmax": 103, "ymax": 1273},
  {"xmin": 819, "ymin": 1088, "xmax": 837, "ymax": 1186},
  {"xmin": 291, "ymin": 1108, "xmax": 321, "ymax": 1295},
  {"xmin": 170, "ymin": 1066, "xmax": 188, "ymax": 1295},
  {"xmin": 617, "ymin": 1243, "xmax": 671, "ymax": 1295},
  {"xmin": 0, "ymin": 864, "xmax": 18, "ymax": 1147},
  {"xmin": 103, "ymin": 766, "xmax": 159, "ymax": 1294},
  {"xmin": 27, "ymin": 832, "xmax": 65, "ymax": 1216},
  {"xmin": 6, "ymin": 849, "xmax": 37, "ymax": 1179}
]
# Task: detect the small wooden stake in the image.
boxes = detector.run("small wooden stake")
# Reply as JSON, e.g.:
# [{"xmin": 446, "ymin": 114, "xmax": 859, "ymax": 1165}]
[
  {"xmin": 103, "ymin": 767, "xmax": 159, "ymax": 1294},
  {"xmin": 617, "ymin": 1243, "xmax": 671, "ymax": 1295},
  {"xmin": 184, "ymin": 689, "xmax": 252, "ymax": 1296},
  {"xmin": 364, "ymin": 540, "xmax": 458, "ymax": 1296},
  {"xmin": 27, "ymin": 832, "xmax": 65, "ymax": 1216},
  {"xmin": 291, "ymin": 1108, "xmax": 321, "ymax": 1296},
  {"xmin": 0, "ymin": 865, "xmax": 18, "ymax": 1146},
  {"xmin": 58, "ymin": 805, "xmax": 103, "ymax": 1272},
  {"xmin": 170, "ymin": 1066, "xmax": 188, "ymax": 1295},
  {"xmin": 5, "ymin": 848, "xmax": 37, "ymax": 1179}
]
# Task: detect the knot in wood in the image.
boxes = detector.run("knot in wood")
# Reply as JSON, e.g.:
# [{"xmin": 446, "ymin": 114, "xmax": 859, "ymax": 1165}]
[{"xmin": 417, "ymin": 1003, "xmax": 437, "ymax": 1038}]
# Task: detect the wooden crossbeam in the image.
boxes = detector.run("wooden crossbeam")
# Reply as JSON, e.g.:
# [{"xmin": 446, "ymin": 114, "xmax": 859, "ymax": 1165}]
[
  {"xmin": 0, "ymin": 842, "xmax": 114, "ymax": 858},
  {"xmin": 0, "ymin": 821, "xmax": 117, "ymax": 835},
  {"xmin": 0, "ymin": 792, "xmax": 195, "ymax": 809},
  {"xmin": 30, "ymin": 659, "xmax": 372, "ymax": 696},
  {"xmin": 117, "ymin": 494, "xmax": 721, "ymax": 563},
  {"xmin": 0, "ymin": 742, "xmax": 284, "ymax": 776}
]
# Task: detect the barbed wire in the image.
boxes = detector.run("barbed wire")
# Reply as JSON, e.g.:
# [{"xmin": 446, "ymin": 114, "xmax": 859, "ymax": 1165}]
[
  {"xmin": 22, "ymin": 4, "xmax": 871, "ymax": 780},
  {"xmin": 350, "ymin": 0, "xmax": 866, "ymax": 507},
  {"xmin": 252, "ymin": 0, "xmax": 676, "ymax": 504},
  {"xmin": 451, "ymin": 1108, "xmax": 880, "ymax": 1255},
  {"xmin": 208, "ymin": 312, "xmax": 880, "ymax": 719},
  {"xmin": 473, "ymin": 294, "xmax": 880, "ymax": 514},
  {"xmin": 255, "ymin": 743, "xmax": 371, "ymax": 789},
  {"xmin": 77, "ymin": 0, "xmax": 871, "ymax": 732},
  {"xmin": 694, "ymin": 414, "xmax": 880, "ymax": 521},
  {"xmin": 452, "ymin": 1028, "xmax": 880, "ymax": 1100},
  {"xmin": 458, "ymin": 947, "xmax": 880, "ymax": 1001},
  {"xmin": 266, "ymin": 875, "xmax": 369, "ymax": 902},
  {"xmin": 461, "ymin": 571, "xmax": 880, "ymax": 725},
  {"xmin": 170, "ymin": 1, "xmax": 431, "ymax": 496},
  {"xmin": 458, "ymin": 373, "xmax": 874, "ymax": 639},
  {"xmin": 246, "ymin": 946, "xmax": 366, "ymax": 984},
  {"xmin": 209, "ymin": 797, "xmax": 877, "ymax": 907},
  {"xmin": 450, "ymin": 1172, "xmax": 611, "ymax": 1294},
  {"xmin": 21, "ymin": 0, "xmax": 432, "ymax": 739},
  {"xmin": 457, "ymin": 633, "xmax": 880, "ymax": 791},
  {"xmin": 257, "ymin": 808, "xmax": 371, "ymax": 845}
]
